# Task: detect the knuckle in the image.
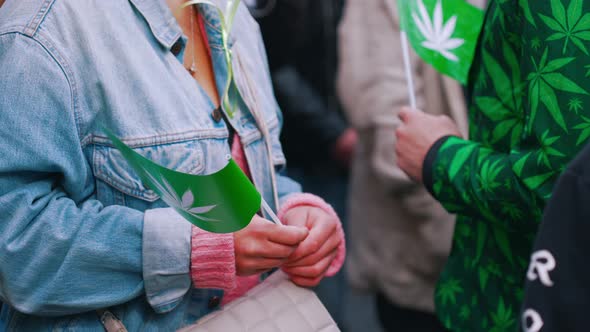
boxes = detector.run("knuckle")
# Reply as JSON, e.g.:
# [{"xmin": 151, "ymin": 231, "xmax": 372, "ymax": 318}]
[
  {"xmin": 308, "ymin": 240, "xmax": 321, "ymax": 253},
  {"xmin": 327, "ymin": 219, "xmax": 338, "ymax": 233},
  {"xmin": 236, "ymin": 261, "xmax": 248, "ymax": 273},
  {"xmin": 245, "ymin": 241, "xmax": 259, "ymax": 256},
  {"xmin": 280, "ymin": 247, "xmax": 294, "ymax": 258}
]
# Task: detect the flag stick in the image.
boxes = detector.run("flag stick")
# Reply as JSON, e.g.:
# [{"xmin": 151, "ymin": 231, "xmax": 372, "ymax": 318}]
[
  {"xmin": 400, "ymin": 31, "xmax": 417, "ymax": 109},
  {"xmin": 261, "ymin": 197, "xmax": 283, "ymax": 225}
]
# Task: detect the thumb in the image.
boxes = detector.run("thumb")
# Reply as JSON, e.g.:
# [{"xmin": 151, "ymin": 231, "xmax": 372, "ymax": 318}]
[{"xmin": 268, "ymin": 224, "xmax": 309, "ymax": 246}]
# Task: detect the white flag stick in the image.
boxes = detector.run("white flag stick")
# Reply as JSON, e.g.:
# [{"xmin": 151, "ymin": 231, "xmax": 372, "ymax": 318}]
[
  {"xmin": 261, "ymin": 197, "xmax": 283, "ymax": 225},
  {"xmin": 400, "ymin": 30, "xmax": 417, "ymax": 109}
]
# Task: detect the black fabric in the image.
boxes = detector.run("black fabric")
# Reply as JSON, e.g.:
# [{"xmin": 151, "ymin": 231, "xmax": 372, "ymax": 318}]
[
  {"xmin": 521, "ymin": 142, "xmax": 590, "ymax": 332},
  {"xmin": 422, "ymin": 135, "xmax": 453, "ymax": 196},
  {"xmin": 254, "ymin": 0, "xmax": 349, "ymax": 168},
  {"xmin": 271, "ymin": 66, "xmax": 346, "ymax": 164},
  {"xmin": 376, "ymin": 293, "xmax": 448, "ymax": 332}
]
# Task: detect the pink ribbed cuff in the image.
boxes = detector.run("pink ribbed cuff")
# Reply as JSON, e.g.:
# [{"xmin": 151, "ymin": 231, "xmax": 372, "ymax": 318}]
[
  {"xmin": 190, "ymin": 226, "xmax": 236, "ymax": 291},
  {"xmin": 278, "ymin": 193, "xmax": 346, "ymax": 277},
  {"xmin": 221, "ymin": 275, "xmax": 260, "ymax": 305}
]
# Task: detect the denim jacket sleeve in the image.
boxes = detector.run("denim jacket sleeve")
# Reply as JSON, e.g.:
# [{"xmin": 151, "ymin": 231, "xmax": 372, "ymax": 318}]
[{"xmin": 0, "ymin": 33, "xmax": 189, "ymax": 315}]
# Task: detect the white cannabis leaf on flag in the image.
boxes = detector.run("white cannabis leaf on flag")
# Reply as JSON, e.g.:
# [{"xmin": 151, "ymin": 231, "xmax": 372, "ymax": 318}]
[
  {"xmin": 412, "ymin": 0, "xmax": 465, "ymax": 62},
  {"xmin": 145, "ymin": 171, "xmax": 220, "ymax": 222}
]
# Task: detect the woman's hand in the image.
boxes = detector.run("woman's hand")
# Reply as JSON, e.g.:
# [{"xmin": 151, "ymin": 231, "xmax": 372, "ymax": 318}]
[
  {"xmin": 234, "ymin": 215, "xmax": 309, "ymax": 276},
  {"xmin": 281, "ymin": 206, "xmax": 342, "ymax": 287}
]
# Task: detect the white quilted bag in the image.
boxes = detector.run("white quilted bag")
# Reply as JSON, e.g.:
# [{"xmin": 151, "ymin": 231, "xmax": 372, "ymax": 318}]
[{"xmin": 178, "ymin": 271, "xmax": 340, "ymax": 332}]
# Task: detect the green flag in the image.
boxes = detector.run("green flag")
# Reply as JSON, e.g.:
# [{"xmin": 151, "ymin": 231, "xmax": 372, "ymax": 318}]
[
  {"xmin": 397, "ymin": 0, "xmax": 484, "ymax": 84},
  {"xmin": 105, "ymin": 131, "xmax": 261, "ymax": 234}
]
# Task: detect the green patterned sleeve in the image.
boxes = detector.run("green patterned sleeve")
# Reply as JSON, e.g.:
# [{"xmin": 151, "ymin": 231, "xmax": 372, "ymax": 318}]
[
  {"xmin": 429, "ymin": 137, "xmax": 551, "ymax": 229},
  {"xmin": 426, "ymin": 0, "xmax": 590, "ymax": 230}
]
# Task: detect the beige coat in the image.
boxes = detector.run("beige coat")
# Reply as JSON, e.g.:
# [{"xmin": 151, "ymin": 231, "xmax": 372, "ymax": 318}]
[{"xmin": 337, "ymin": 0, "xmax": 479, "ymax": 312}]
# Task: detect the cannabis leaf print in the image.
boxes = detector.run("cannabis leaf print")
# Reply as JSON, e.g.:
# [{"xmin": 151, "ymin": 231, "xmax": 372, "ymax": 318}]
[
  {"xmin": 459, "ymin": 305, "xmax": 471, "ymax": 321},
  {"xmin": 527, "ymin": 47, "xmax": 588, "ymax": 131},
  {"xmin": 428, "ymin": 0, "xmax": 590, "ymax": 331},
  {"xmin": 568, "ymin": 97, "xmax": 583, "ymax": 113},
  {"xmin": 519, "ymin": 0, "xmax": 536, "ymax": 27},
  {"xmin": 412, "ymin": 0, "xmax": 464, "ymax": 61},
  {"xmin": 476, "ymin": 159, "xmax": 505, "ymax": 193},
  {"xmin": 573, "ymin": 115, "xmax": 590, "ymax": 145},
  {"xmin": 537, "ymin": 130, "xmax": 565, "ymax": 168},
  {"xmin": 490, "ymin": 298, "xmax": 515, "ymax": 332},
  {"xmin": 476, "ymin": 42, "xmax": 525, "ymax": 146},
  {"xmin": 437, "ymin": 279, "xmax": 464, "ymax": 306},
  {"xmin": 531, "ymin": 37, "xmax": 541, "ymax": 51},
  {"xmin": 144, "ymin": 170, "xmax": 219, "ymax": 222},
  {"xmin": 539, "ymin": 0, "xmax": 590, "ymax": 55}
]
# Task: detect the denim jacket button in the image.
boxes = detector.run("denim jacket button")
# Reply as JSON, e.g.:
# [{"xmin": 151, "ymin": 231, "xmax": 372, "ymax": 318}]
[
  {"xmin": 208, "ymin": 296, "xmax": 221, "ymax": 309},
  {"xmin": 211, "ymin": 107, "xmax": 223, "ymax": 123},
  {"xmin": 170, "ymin": 40, "xmax": 183, "ymax": 56}
]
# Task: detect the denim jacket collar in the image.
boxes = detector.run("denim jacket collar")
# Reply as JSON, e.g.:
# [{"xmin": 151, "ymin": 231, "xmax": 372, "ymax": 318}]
[
  {"xmin": 128, "ymin": 0, "xmax": 183, "ymax": 49},
  {"xmin": 127, "ymin": 0, "xmax": 231, "ymax": 50}
]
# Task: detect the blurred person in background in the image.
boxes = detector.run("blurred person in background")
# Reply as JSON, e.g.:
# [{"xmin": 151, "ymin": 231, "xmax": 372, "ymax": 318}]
[
  {"xmin": 337, "ymin": 0, "xmax": 475, "ymax": 331},
  {"xmin": 244, "ymin": 0, "xmax": 357, "ymax": 328}
]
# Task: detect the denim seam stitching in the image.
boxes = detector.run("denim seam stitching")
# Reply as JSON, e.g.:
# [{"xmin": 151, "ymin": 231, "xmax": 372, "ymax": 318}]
[
  {"xmin": 33, "ymin": 31, "xmax": 82, "ymax": 141},
  {"xmin": 25, "ymin": 0, "xmax": 55, "ymax": 37},
  {"xmin": 88, "ymin": 130, "xmax": 229, "ymax": 147},
  {"xmin": 93, "ymin": 144, "xmax": 205, "ymax": 201},
  {"xmin": 3, "ymin": 31, "xmax": 81, "ymax": 143},
  {"xmin": 0, "ymin": 25, "xmax": 28, "ymax": 35}
]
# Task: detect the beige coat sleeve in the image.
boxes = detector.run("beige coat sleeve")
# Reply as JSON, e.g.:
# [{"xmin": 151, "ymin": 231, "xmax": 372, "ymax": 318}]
[{"xmin": 337, "ymin": 0, "xmax": 425, "ymax": 189}]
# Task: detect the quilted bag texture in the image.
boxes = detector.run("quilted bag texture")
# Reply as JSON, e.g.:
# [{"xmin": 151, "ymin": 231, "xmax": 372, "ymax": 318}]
[{"xmin": 179, "ymin": 271, "xmax": 340, "ymax": 332}]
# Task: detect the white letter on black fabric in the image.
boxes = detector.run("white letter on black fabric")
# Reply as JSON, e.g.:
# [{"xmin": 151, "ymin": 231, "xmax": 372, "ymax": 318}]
[
  {"xmin": 522, "ymin": 309, "xmax": 544, "ymax": 332},
  {"xmin": 527, "ymin": 250, "xmax": 556, "ymax": 287}
]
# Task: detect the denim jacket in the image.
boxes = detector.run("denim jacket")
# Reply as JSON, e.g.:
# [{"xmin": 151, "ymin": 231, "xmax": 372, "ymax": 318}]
[{"xmin": 0, "ymin": 0, "xmax": 301, "ymax": 330}]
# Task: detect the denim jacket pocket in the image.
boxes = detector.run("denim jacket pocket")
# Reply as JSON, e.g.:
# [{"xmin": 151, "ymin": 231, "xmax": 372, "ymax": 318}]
[{"xmin": 92, "ymin": 139, "xmax": 205, "ymax": 209}]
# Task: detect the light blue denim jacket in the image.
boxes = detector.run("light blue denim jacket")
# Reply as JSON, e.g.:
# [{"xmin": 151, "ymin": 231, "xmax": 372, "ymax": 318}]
[{"xmin": 0, "ymin": 0, "xmax": 301, "ymax": 330}]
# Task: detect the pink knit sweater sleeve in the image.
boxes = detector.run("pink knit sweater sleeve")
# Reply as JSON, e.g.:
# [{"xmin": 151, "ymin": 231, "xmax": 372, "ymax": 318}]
[{"xmin": 190, "ymin": 227, "xmax": 236, "ymax": 291}]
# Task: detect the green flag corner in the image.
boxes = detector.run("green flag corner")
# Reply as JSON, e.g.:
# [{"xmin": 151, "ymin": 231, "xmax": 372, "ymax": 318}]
[
  {"xmin": 398, "ymin": 0, "xmax": 484, "ymax": 84},
  {"xmin": 105, "ymin": 130, "xmax": 261, "ymax": 234}
]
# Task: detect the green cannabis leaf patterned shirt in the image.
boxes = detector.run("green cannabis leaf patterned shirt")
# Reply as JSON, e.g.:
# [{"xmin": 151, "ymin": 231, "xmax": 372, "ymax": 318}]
[{"xmin": 425, "ymin": 0, "xmax": 590, "ymax": 330}]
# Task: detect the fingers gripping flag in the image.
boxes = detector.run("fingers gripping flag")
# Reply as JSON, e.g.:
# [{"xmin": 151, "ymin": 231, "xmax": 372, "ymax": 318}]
[{"xmin": 397, "ymin": 0, "xmax": 484, "ymax": 84}]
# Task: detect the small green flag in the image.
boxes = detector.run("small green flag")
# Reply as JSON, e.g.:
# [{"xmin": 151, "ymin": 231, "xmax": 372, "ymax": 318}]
[
  {"xmin": 105, "ymin": 131, "xmax": 261, "ymax": 234},
  {"xmin": 397, "ymin": 0, "xmax": 484, "ymax": 84}
]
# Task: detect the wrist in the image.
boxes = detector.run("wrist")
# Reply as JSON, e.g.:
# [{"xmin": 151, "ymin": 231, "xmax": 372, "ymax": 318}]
[{"xmin": 423, "ymin": 135, "xmax": 453, "ymax": 196}]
